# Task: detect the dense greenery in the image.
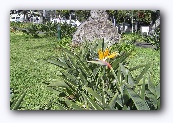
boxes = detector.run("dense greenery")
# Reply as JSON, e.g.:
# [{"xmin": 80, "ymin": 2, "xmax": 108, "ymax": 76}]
[
  {"xmin": 143, "ymin": 26, "xmax": 161, "ymax": 50},
  {"xmin": 10, "ymin": 21, "xmax": 77, "ymax": 39},
  {"xmin": 46, "ymin": 39, "xmax": 160, "ymax": 110},
  {"xmin": 56, "ymin": 10, "xmax": 159, "ymax": 25},
  {"xmin": 10, "ymin": 31, "xmax": 160, "ymax": 110},
  {"xmin": 10, "ymin": 11, "xmax": 160, "ymax": 110},
  {"xmin": 10, "ymin": 32, "xmax": 63, "ymax": 110},
  {"xmin": 120, "ymin": 33, "xmax": 145, "ymax": 43}
]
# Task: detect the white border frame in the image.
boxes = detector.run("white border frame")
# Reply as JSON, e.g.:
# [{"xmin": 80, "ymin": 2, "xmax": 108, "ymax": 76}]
[{"xmin": 1, "ymin": 0, "xmax": 170, "ymax": 123}]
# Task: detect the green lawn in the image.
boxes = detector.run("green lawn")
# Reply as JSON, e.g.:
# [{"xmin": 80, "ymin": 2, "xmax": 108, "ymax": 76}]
[
  {"xmin": 10, "ymin": 32, "xmax": 63, "ymax": 110},
  {"xmin": 10, "ymin": 32, "xmax": 160, "ymax": 110},
  {"xmin": 126, "ymin": 46, "xmax": 160, "ymax": 85}
]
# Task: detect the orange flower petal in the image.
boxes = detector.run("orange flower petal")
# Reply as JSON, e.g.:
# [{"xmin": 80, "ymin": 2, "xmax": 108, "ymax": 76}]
[
  {"xmin": 98, "ymin": 49, "xmax": 104, "ymax": 60},
  {"xmin": 104, "ymin": 48, "xmax": 110, "ymax": 57},
  {"xmin": 107, "ymin": 52, "xmax": 119, "ymax": 59}
]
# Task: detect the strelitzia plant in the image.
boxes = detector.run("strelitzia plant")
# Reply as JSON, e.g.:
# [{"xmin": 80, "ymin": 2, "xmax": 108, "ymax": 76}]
[
  {"xmin": 46, "ymin": 39, "xmax": 158, "ymax": 110},
  {"xmin": 87, "ymin": 39, "xmax": 120, "ymax": 82},
  {"xmin": 87, "ymin": 48, "xmax": 119, "ymax": 69}
]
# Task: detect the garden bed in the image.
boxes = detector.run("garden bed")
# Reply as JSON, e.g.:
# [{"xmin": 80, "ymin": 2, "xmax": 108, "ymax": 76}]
[{"xmin": 10, "ymin": 32, "xmax": 160, "ymax": 110}]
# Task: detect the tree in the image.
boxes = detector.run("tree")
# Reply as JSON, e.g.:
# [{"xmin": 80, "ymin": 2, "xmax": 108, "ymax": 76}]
[{"xmin": 74, "ymin": 10, "xmax": 90, "ymax": 22}]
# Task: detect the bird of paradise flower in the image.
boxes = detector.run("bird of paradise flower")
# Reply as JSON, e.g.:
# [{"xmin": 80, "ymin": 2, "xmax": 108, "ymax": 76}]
[
  {"xmin": 87, "ymin": 47, "xmax": 119, "ymax": 82},
  {"xmin": 87, "ymin": 48, "xmax": 119, "ymax": 69}
]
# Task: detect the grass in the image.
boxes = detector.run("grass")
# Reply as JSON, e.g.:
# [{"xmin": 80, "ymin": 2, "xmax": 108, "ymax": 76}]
[
  {"xmin": 10, "ymin": 32, "xmax": 160, "ymax": 110},
  {"xmin": 120, "ymin": 32, "xmax": 146, "ymax": 43},
  {"xmin": 126, "ymin": 46, "xmax": 160, "ymax": 85},
  {"xmin": 10, "ymin": 32, "xmax": 64, "ymax": 110}
]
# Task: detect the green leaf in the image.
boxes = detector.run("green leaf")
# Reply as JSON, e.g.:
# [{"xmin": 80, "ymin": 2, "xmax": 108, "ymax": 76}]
[
  {"xmin": 106, "ymin": 89, "xmax": 114, "ymax": 97},
  {"xmin": 126, "ymin": 87, "xmax": 150, "ymax": 110},
  {"xmin": 87, "ymin": 60, "xmax": 107, "ymax": 66},
  {"xmin": 122, "ymin": 105, "xmax": 130, "ymax": 110},
  {"xmin": 92, "ymin": 67, "xmax": 100, "ymax": 79},
  {"xmin": 102, "ymin": 38, "xmax": 105, "ymax": 51},
  {"xmin": 60, "ymin": 73, "xmax": 78, "ymax": 89},
  {"xmin": 83, "ymin": 86, "xmax": 102, "ymax": 103},
  {"xmin": 97, "ymin": 38, "xmax": 106, "ymax": 51},
  {"xmin": 128, "ymin": 73, "xmax": 136, "ymax": 87},
  {"xmin": 157, "ymin": 98, "xmax": 160, "ymax": 110},
  {"xmin": 82, "ymin": 92, "xmax": 103, "ymax": 110},
  {"xmin": 65, "ymin": 98, "xmax": 85, "ymax": 110},
  {"xmin": 67, "ymin": 54, "xmax": 78, "ymax": 68},
  {"xmin": 155, "ymin": 83, "xmax": 160, "ymax": 99},
  {"xmin": 56, "ymin": 103, "xmax": 67, "ymax": 110},
  {"xmin": 76, "ymin": 57, "xmax": 92, "ymax": 76},
  {"xmin": 47, "ymin": 80, "xmax": 69, "ymax": 88},
  {"xmin": 117, "ymin": 65, "xmax": 122, "ymax": 83},
  {"xmin": 61, "ymin": 70, "xmax": 78, "ymax": 84},
  {"xmin": 116, "ymin": 94, "xmax": 123, "ymax": 107},
  {"xmin": 48, "ymin": 59, "xmax": 68, "ymax": 68},
  {"xmin": 46, "ymin": 87, "xmax": 61, "ymax": 95},
  {"xmin": 136, "ymin": 63, "xmax": 150, "ymax": 84},
  {"xmin": 119, "ymin": 64, "xmax": 134, "ymax": 87},
  {"xmin": 101, "ymin": 84, "xmax": 108, "ymax": 109},
  {"xmin": 140, "ymin": 78, "xmax": 146, "ymax": 100},
  {"xmin": 129, "ymin": 64, "xmax": 146, "ymax": 71},
  {"xmin": 62, "ymin": 47, "xmax": 92, "ymax": 76},
  {"xmin": 111, "ymin": 52, "xmax": 131, "ymax": 70},
  {"xmin": 78, "ymin": 71, "xmax": 87, "ymax": 85},
  {"xmin": 11, "ymin": 90, "xmax": 27, "ymax": 110},
  {"xmin": 148, "ymin": 75, "xmax": 156, "ymax": 95},
  {"xmin": 109, "ymin": 92, "xmax": 119, "ymax": 109},
  {"xmin": 145, "ymin": 90, "xmax": 158, "ymax": 109},
  {"xmin": 63, "ymin": 54, "xmax": 73, "ymax": 68},
  {"xmin": 120, "ymin": 63, "xmax": 129, "ymax": 76}
]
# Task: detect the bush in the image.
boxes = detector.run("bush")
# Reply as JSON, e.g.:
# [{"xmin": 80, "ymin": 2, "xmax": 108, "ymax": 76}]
[
  {"xmin": 144, "ymin": 27, "xmax": 160, "ymax": 50},
  {"xmin": 20, "ymin": 22, "xmax": 77, "ymax": 39},
  {"xmin": 120, "ymin": 33, "xmax": 144, "ymax": 43},
  {"xmin": 46, "ymin": 39, "xmax": 160, "ymax": 110},
  {"xmin": 60, "ymin": 22, "xmax": 77, "ymax": 39},
  {"xmin": 56, "ymin": 38, "xmax": 72, "ymax": 50},
  {"xmin": 10, "ymin": 22, "xmax": 32, "ymax": 32}
]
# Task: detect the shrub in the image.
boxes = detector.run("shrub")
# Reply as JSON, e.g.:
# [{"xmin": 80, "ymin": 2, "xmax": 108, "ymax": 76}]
[
  {"xmin": 60, "ymin": 22, "xmax": 77, "ymax": 39},
  {"xmin": 144, "ymin": 26, "xmax": 160, "ymax": 50},
  {"xmin": 120, "ymin": 33, "xmax": 144, "ymax": 43},
  {"xmin": 20, "ymin": 22, "xmax": 77, "ymax": 39},
  {"xmin": 10, "ymin": 22, "xmax": 32, "ymax": 32},
  {"xmin": 56, "ymin": 38, "xmax": 71, "ymax": 50},
  {"xmin": 26, "ymin": 24, "xmax": 41, "ymax": 38},
  {"xmin": 46, "ymin": 39, "xmax": 160, "ymax": 110}
]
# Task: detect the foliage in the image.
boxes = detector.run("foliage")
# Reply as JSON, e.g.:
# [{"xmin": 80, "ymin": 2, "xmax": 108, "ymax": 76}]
[
  {"xmin": 26, "ymin": 24, "xmax": 41, "ymax": 38},
  {"xmin": 60, "ymin": 22, "xmax": 77, "ymax": 39},
  {"xmin": 39, "ymin": 22, "xmax": 59, "ymax": 37},
  {"xmin": 10, "ymin": 33, "xmax": 62, "ymax": 110},
  {"xmin": 74, "ymin": 10, "xmax": 90, "ymax": 22},
  {"xmin": 56, "ymin": 10, "xmax": 90, "ymax": 22},
  {"xmin": 10, "ymin": 89, "xmax": 27, "ymax": 110},
  {"xmin": 10, "ymin": 31, "xmax": 160, "ymax": 110},
  {"xmin": 55, "ymin": 10, "xmax": 154, "ymax": 25},
  {"xmin": 106, "ymin": 10, "xmax": 153, "ymax": 24},
  {"xmin": 19, "ymin": 22, "xmax": 77, "ymax": 39},
  {"xmin": 120, "ymin": 33, "xmax": 144, "ymax": 43},
  {"xmin": 10, "ymin": 22, "xmax": 32, "ymax": 32},
  {"xmin": 46, "ymin": 39, "xmax": 160, "ymax": 110},
  {"xmin": 56, "ymin": 38, "xmax": 71, "ymax": 50},
  {"xmin": 110, "ymin": 41, "xmax": 136, "ymax": 57},
  {"xmin": 143, "ymin": 26, "xmax": 160, "ymax": 50},
  {"xmin": 126, "ymin": 46, "xmax": 160, "ymax": 86}
]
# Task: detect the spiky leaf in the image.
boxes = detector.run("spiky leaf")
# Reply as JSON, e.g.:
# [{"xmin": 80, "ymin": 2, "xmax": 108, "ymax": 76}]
[{"xmin": 126, "ymin": 87, "xmax": 150, "ymax": 110}]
